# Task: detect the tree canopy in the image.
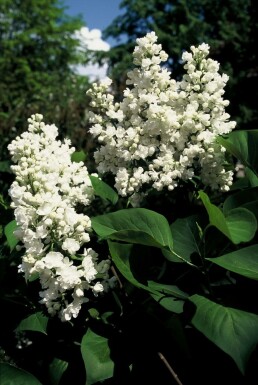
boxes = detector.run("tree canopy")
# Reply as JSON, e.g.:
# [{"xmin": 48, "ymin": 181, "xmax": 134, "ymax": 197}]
[{"xmin": 0, "ymin": 0, "xmax": 90, "ymax": 142}]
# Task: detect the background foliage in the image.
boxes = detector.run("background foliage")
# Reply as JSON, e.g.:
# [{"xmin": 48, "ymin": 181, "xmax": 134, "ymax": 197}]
[{"xmin": 0, "ymin": 0, "xmax": 92, "ymax": 154}]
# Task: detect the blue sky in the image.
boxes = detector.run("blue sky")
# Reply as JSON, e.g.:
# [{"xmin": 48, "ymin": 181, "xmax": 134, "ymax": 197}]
[{"xmin": 63, "ymin": 0, "xmax": 124, "ymax": 45}]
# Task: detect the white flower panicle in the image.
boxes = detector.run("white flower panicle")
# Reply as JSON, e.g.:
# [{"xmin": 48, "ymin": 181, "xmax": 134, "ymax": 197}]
[
  {"xmin": 8, "ymin": 114, "xmax": 110, "ymax": 321},
  {"xmin": 87, "ymin": 32, "xmax": 236, "ymax": 202}
]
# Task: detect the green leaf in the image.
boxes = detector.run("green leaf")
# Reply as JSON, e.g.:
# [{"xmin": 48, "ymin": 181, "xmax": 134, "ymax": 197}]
[
  {"xmin": 189, "ymin": 294, "xmax": 258, "ymax": 373},
  {"xmin": 15, "ymin": 312, "xmax": 48, "ymax": 335},
  {"xmin": 223, "ymin": 187, "xmax": 258, "ymax": 220},
  {"xmin": 108, "ymin": 241, "xmax": 151, "ymax": 291},
  {"xmin": 71, "ymin": 150, "xmax": 87, "ymax": 163},
  {"xmin": 207, "ymin": 244, "xmax": 258, "ymax": 280},
  {"xmin": 0, "ymin": 194, "xmax": 9, "ymax": 210},
  {"xmin": 81, "ymin": 328, "xmax": 114, "ymax": 385},
  {"xmin": 49, "ymin": 358, "xmax": 68, "ymax": 385},
  {"xmin": 90, "ymin": 175, "xmax": 118, "ymax": 204},
  {"xmin": 245, "ymin": 167, "xmax": 258, "ymax": 187},
  {"xmin": 199, "ymin": 191, "xmax": 257, "ymax": 244},
  {"xmin": 0, "ymin": 363, "xmax": 42, "ymax": 385},
  {"xmin": 4, "ymin": 220, "xmax": 19, "ymax": 251},
  {"xmin": 169, "ymin": 216, "xmax": 201, "ymax": 262},
  {"xmin": 161, "ymin": 248, "xmax": 180, "ymax": 262},
  {"xmin": 92, "ymin": 208, "xmax": 173, "ymax": 250},
  {"xmin": 148, "ymin": 281, "xmax": 188, "ymax": 314},
  {"xmin": 218, "ymin": 130, "xmax": 258, "ymax": 176},
  {"xmin": 108, "ymin": 241, "xmax": 188, "ymax": 312}
]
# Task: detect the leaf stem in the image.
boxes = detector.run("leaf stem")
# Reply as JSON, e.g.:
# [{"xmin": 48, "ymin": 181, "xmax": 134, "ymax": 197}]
[{"xmin": 171, "ymin": 249, "xmax": 199, "ymax": 269}]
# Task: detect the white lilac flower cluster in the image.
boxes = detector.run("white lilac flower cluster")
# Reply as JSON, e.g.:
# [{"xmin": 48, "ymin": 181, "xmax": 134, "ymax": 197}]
[
  {"xmin": 87, "ymin": 31, "xmax": 236, "ymax": 203},
  {"xmin": 8, "ymin": 114, "xmax": 110, "ymax": 321}
]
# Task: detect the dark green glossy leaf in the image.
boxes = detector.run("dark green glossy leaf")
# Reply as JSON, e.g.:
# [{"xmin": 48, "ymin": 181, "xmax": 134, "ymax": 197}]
[
  {"xmin": 189, "ymin": 294, "xmax": 258, "ymax": 373},
  {"xmin": 15, "ymin": 312, "xmax": 48, "ymax": 335},
  {"xmin": 169, "ymin": 216, "xmax": 201, "ymax": 262},
  {"xmin": 207, "ymin": 244, "xmax": 258, "ymax": 280},
  {"xmin": 0, "ymin": 363, "xmax": 42, "ymax": 385},
  {"xmin": 90, "ymin": 175, "xmax": 118, "ymax": 204},
  {"xmin": 218, "ymin": 130, "xmax": 258, "ymax": 176},
  {"xmin": 199, "ymin": 191, "xmax": 257, "ymax": 244},
  {"xmin": 109, "ymin": 240, "xmax": 188, "ymax": 314},
  {"xmin": 108, "ymin": 241, "xmax": 151, "ymax": 291},
  {"xmin": 223, "ymin": 187, "xmax": 258, "ymax": 220},
  {"xmin": 81, "ymin": 328, "xmax": 114, "ymax": 385},
  {"xmin": 245, "ymin": 167, "xmax": 258, "ymax": 187},
  {"xmin": 148, "ymin": 281, "xmax": 188, "ymax": 314},
  {"xmin": 92, "ymin": 208, "xmax": 173, "ymax": 250}
]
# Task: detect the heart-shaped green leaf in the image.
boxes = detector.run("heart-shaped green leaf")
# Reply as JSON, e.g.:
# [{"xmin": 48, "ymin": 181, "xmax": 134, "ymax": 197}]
[
  {"xmin": 199, "ymin": 191, "xmax": 257, "ymax": 244},
  {"xmin": 189, "ymin": 294, "xmax": 258, "ymax": 373},
  {"xmin": 81, "ymin": 328, "xmax": 114, "ymax": 385},
  {"xmin": 16, "ymin": 312, "xmax": 48, "ymax": 335}
]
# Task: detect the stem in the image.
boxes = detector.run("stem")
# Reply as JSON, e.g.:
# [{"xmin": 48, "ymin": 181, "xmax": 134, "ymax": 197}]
[
  {"xmin": 111, "ymin": 265, "xmax": 123, "ymax": 290},
  {"xmin": 158, "ymin": 352, "xmax": 184, "ymax": 385},
  {"xmin": 170, "ymin": 249, "xmax": 199, "ymax": 269}
]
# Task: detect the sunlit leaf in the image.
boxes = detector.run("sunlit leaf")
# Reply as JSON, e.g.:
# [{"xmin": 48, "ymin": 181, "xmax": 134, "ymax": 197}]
[
  {"xmin": 92, "ymin": 208, "xmax": 173, "ymax": 250},
  {"xmin": 90, "ymin": 175, "xmax": 118, "ymax": 204},
  {"xmin": 71, "ymin": 150, "xmax": 87, "ymax": 163},
  {"xmin": 81, "ymin": 328, "xmax": 114, "ymax": 385},
  {"xmin": 15, "ymin": 312, "xmax": 48, "ymax": 335}
]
